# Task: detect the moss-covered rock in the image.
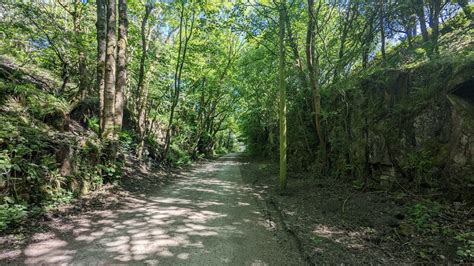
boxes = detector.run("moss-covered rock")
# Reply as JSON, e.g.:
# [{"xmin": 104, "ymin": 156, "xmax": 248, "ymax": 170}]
[{"xmin": 322, "ymin": 54, "xmax": 474, "ymax": 200}]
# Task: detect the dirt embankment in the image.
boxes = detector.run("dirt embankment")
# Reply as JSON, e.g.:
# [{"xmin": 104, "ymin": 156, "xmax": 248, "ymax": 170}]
[{"xmin": 239, "ymin": 155, "xmax": 473, "ymax": 264}]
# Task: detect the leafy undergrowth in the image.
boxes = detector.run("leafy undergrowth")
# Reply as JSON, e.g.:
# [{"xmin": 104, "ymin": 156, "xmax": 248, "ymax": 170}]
[
  {"xmin": 239, "ymin": 155, "xmax": 473, "ymax": 264},
  {"xmin": 0, "ymin": 66, "xmax": 122, "ymax": 233}
]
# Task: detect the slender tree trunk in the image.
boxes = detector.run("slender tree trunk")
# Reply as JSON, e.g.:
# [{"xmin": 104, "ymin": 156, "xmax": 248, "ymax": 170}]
[
  {"xmin": 78, "ymin": 52, "xmax": 87, "ymax": 98},
  {"xmin": 163, "ymin": 6, "xmax": 185, "ymax": 160},
  {"xmin": 283, "ymin": 6, "xmax": 312, "ymax": 117},
  {"xmin": 335, "ymin": 1, "xmax": 356, "ymax": 80},
  {"xmin": 101, "ymin": 0, "xmax": 117, "ymax": 140},
  {"xmin": 163, "ymin": 5, "xmax": 195, "ymax": 160},
  {"xmin": 283, "ymin": 6, "xmax": 307, "ymax": 89},
  {"xmin": 306, "ymin": 0, "xmax": 324, "ymax": 147},
  {"xmin": 115, "ymin": 0, "xmax": 127, "ymax": 137},
  {"xmin": 415, "ymin": 0, "xmax": 429, "ymax": 42},
  {"xmin": 71, "ymin": 1, "xmax": 87, "ymax": 99},
  {"xmin": 406, "ymin": 26, "xmax": 413, "ymax": 48},
  {"xmin": 136, "ymin": 3, "xmax": 153, "ymax": 159},
  {"xmin": 96, "ymin": 0, "xmax": 106, "ymax": 125},
  {"xmin": 430, "ymin": 0, "xmax": 441, "ymax": 55},
  {"xmin": 278, "ymin": 2, "xmax": 287, "ymax": 191},
  {"xmin": 379, "ymin": 0, "xmax": 386, "ymax": 61}
]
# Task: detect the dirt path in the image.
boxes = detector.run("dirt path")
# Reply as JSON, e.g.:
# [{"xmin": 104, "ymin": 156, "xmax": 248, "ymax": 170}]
[{"xmin": 2, "ymin": 153, "xmax": 303, "ymax": 265}]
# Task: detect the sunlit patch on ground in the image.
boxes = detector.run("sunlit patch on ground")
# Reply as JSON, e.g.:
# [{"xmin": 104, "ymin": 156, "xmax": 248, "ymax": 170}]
[{"xmin": 312, "ymin": 224, "xmax": 377, "ymax": 250}]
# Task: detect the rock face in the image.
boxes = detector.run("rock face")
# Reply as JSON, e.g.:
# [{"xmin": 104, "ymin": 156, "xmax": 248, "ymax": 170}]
[{"xmin": 325, "ymin": 57, "xmax": 474, "ymax": 199}]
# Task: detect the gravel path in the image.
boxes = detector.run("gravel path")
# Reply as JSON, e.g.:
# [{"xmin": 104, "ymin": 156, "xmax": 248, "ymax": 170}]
[{"xmin": 5, "ymin": 153, "xmax": 303, "ymax": 265}]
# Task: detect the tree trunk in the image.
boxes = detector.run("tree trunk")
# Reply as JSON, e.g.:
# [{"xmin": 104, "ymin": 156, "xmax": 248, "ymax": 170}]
[
  {"xmin": 306, "ymin": 0, "xmax": 324, "ymax": 147},
  {"xmin": 278, "ymin": 2, "xmax": 287, "ymax": 191},
  {"xmin": 72, "ymin": 1, "xmax": 87, "ymax": 99},
  {"xmin": 430, "ymin": 0, "xmax": 441, "ymax": 55},
  {"xmin": 115, "ymin": 0, "xmax": 127, "ymax": 136},
  {"xmin": 335, "ymin": 1, "xmax": 356, "ymax": 79},
  {"xmin": 406, "ymin": 25, "xmax": 413, "ymax": 48},
  {"xmin": 101, "ymin": 0, "xmax": 117, "ymax": 140},
  {"xmin": 78, "ymin": 52, "xmax": 87, "ymax": 98},
  {"xmin": 283, "ymin": 6, "xmax": 307, "ymax": 89},
  {"xmin": 163, "ymin": 5, "xmax": 195, "ymax": 160},
  {"xmin": 415, "ymin": 0, "xmax": 429, "ymax": 42},
  {"xmin": 96, "ymin": 0, "xmax": 106, "ymax": 130},
  {"xmin": 380, "ymin": 0, "xmax": 386, "ymax": 61},
  {"xmin": 136, "ymin": 3, "xmax": 153, "ymax": 159}
]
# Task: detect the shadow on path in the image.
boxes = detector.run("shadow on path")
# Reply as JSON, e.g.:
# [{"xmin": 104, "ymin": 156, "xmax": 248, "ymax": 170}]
[{"xmin": 2, "ymin": 153, "xmax": 301, "ymax": 265}]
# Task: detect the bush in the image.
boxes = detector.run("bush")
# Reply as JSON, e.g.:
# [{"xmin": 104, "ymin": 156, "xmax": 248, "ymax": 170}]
[
  {"xmin": 168, "ymin": 144, "xmax": 191, "ymax": 167},
  {"xmin": 408, "ymin": 201, "xmax": 441, "ymax": 230},
  {"xmin": 0, "ymin": 203, "xmax": 28, "ymax": 231}
]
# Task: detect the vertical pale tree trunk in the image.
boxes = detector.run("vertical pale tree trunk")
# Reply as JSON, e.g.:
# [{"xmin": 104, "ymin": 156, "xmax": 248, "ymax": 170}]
[
  {"xmin": 115, "ymin": 0, "xmax": 127, "ymax": 136},
  {"xmin": 278, "ymin": 2, "xmax": 287, "ymax": 191},
  {"xmin": 102, "ymin": 0, "xmax": 117, "ymax": 140},
  {"xmin": 136, "ymin": 3, "xmax": 153, "ymax": 159},
  {"xmin": 96, "ymin": 0, "xmax": 106, "ymax": 128}
]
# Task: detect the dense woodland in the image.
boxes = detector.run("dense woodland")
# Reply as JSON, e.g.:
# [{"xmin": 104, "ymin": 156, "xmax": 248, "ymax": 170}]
[{"xmin": 0, "ymin": 0, "xmax": 473, "ymax": 263}]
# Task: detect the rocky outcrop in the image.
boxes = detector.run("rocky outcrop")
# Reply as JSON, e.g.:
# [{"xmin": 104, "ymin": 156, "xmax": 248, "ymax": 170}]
[{"xmin": 325, "ymin": 56, "xmax": 474, "ymax": 199}]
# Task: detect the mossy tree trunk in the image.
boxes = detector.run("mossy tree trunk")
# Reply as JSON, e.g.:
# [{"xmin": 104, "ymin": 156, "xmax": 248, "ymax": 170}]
[
  {"xmin": 96, "ymin": 0, "xmax": 106, "ymax": 130},
  {"xmin": 429, "ymin": 0, "xmax": 441, "ymax": 55},
  {"xmin": 279, "ymin": 2, "xmax": 287, "ymax": 191},
  {"xmin": 115, "ymin": 0, "xmax": 127, "ymax": 137},
  {"xmin": 102, "ymin": 0, "xmax": 117, "ymax": 140}
]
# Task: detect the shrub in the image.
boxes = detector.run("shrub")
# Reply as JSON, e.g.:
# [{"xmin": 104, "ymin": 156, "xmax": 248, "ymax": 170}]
[{"xmin": 0, "ymin": 203, "xmax": 28, "ymax": 231}]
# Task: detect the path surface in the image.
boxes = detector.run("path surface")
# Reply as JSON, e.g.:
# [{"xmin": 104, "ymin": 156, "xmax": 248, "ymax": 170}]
[{"xmin": 6, "ymin": 153, "xmax": 302, "ymax": 265}]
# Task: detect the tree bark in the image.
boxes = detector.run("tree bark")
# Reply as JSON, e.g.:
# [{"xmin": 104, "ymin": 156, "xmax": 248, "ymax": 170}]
[
  {"xmin": 279, "ymin": 2, "xmax": 287, "ymax": 191},
  {"xmin": 429, "ymin": 0, "xmax": 441, "ymax": 55},
  {"xmin": 414, "ymin": 0, "xmax": 429, "ymax": 42},
  {"xmin": 380, "ymin": 0, "xmax": 386, "ymax": 61},
  {"xmin": 101, "ymin": 0, "xmax": 117, "ymax": 140},
  {"xmin": 115, "ymin": 0, "xmax": 127, "ymax": 136},
  {"xmin": 96, "ymin": 0, "xmax": 106, "ymax": 129}
]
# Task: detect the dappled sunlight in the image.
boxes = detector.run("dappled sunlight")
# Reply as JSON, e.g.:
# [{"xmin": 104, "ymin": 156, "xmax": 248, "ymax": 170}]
[
  {"xmin": 312, "ymin": 224, "xmax": 377, "ymax": 250},
  {"xmin": 3, "ymin": 154, "xmax": 292, "ymax": 265}
]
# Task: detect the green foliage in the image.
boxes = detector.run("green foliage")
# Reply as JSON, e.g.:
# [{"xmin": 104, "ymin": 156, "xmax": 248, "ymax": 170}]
[
  {"xmin": 98, "ymin": 160, "xmax": 123, "ymax": 183},
  {"xmin": 0, "ymin": 77, "xmax": 113, "ymax": 230},
  {"xmin": 408, "ymin": 201, "xmax": 441, "ymax": 230},
  {"xmin": 0, "ymin": 203, "xmax": 27, "ymax": 231},
  {"xmin": 168, "ymin": 144, "xmax": 191, "ymax": 167},
  {"xmin": 455, "ymin": 232, "xmax": 474, "ymax": 260},
  {"xmin": 87, "ymin": 117, "xmax": 100, "ymax": 135},
  {"xmin": 400, "ymin": 150, "xmax": 436, "ymax": 189}
]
